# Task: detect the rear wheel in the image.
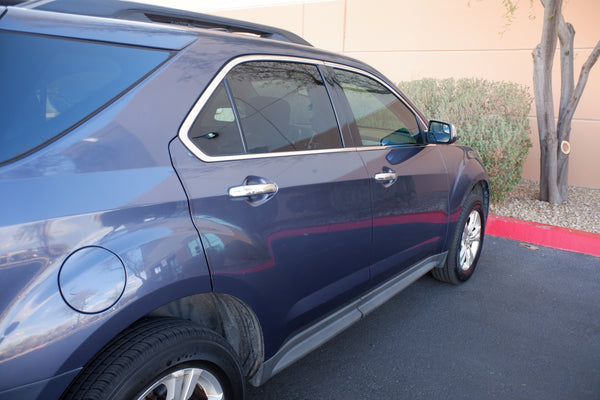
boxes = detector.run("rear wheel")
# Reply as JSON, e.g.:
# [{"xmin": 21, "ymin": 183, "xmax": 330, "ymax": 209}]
[
  {"xmin": 62, "ymin": 318, "xmax": 245, "ymax": 400},
  {"xmin": 432, "ymin": 189, "xmax": 485, "ymax": 284}
]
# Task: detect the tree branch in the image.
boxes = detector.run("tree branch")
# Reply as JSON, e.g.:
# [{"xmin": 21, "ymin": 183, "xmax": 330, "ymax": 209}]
[
  {"xmin": 557, "ymin": 22, "xmax": 574, "ymax": 133},
  {"xmin": 540, "ymin": 0, "xmax": 573, "ymax": 142},
  {"xmin": 538, "ymin": 0, "xmax": 562, "ymax": 61},
  {"xmin": 561, "ymin": 40, "xmax": 600, "ymax": 125}
]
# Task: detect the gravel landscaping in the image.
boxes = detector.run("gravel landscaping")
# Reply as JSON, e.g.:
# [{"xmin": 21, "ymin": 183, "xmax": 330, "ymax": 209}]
[{"xmin": 490, "ymin": 179, "xmax": 600, "ymax": 234}]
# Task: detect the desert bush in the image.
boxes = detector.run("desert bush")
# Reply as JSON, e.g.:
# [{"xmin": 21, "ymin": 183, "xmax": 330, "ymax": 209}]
[{"xmin": 398, "ymin": 78, "xmax": 532, "ymax": 201}]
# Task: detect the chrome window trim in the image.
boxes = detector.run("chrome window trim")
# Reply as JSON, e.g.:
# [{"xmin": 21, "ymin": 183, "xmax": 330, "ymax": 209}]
[
  {"xmin": 323, "ymin": 61, "xmax": 429, "ymax": 129},
  {"xmin": 353, "ymin": 143, "xmax": 435, "ymax": 153},
  {"xmin": 178, "ymin": 55, "xmax": 355, "ymax": 163},
  {"xmin": 188, "ymin": 146, "xmax": 358, "ymax": 163},
  {"xmin": 178, "ymin": 55, "xmax": 431, "ymax": 163}
]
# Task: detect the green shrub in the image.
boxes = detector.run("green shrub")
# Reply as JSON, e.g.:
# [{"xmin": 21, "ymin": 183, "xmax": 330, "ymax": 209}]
[{"xmin": 398, "ymin": 78, "xmax": 532, "ymax": 201}]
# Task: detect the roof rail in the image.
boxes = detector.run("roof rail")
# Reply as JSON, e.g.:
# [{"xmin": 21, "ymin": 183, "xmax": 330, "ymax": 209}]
[{"xmin": 20, "ymin": 0, "xmax": 312, "ymax": 46}]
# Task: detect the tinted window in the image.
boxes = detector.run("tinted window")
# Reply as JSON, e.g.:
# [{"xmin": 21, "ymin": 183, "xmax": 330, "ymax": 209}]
[
  {"xmin": 188, "ymin": 82, "xmax": 245, "ymax": 156},
  {"xmin": 334, "ymin": 69, "xmax": 422, "ymax": 146},
  {"xmin": 0, "ymin": 31, "xmax": 170, "ymax": 165},
  {"xmin": 227, "ymin": 61, "xmax": 342, "ymax": 154}
]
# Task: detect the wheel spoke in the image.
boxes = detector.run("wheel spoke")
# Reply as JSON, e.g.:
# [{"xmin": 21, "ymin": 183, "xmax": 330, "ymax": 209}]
[
  {"xmin": 198, "ymin": 370, "xmax": 224, "ymax": 400},
  {"xmin": 468, "ymin": 223, "xmax": 480, "ymax": 241},
  {"xmin": 466, "ymin": 245, "xmax": 474, "ymax": 266},
  {"xmin": 136, "ymin": 367, "xmax": 224, "ymax": 400},
  {"xmin": 163, "ymin": 371, "xmax": 184, "ymax": 400},
  {"xmin": 468, "ymin": 214, "xmax": 481, "ymax": 240},
  {"xmin": 181, "ymin": 369, "xmax": 202, "ymax": 400},
  {"xmin": 465, "ymin": 215, "xmax": 477, "ymax": 237}
]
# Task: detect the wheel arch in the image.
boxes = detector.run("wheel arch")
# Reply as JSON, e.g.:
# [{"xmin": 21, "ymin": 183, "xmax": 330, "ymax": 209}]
[
  {"xmin": 56, "ymin": 292, "xmax": 263, "ymax": 399},
  {"xmin": 147, "ymin": 292, "xmax": 264, "ymax": 380},
  {"xmin": 443, "ymin": 147, "xmax": 490, "ymax": 254},
  {"xmin": 448, "ymin": 155, "xmax": 490, "ymax": 221},
  {"xmin": 466, "ymin": 180, "xmax": 490, "ymax": 218}
]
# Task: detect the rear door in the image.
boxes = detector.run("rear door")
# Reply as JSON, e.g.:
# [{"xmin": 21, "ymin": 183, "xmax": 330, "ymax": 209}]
[
  {"xmin": 329, "ymin": 66, "xmax": 449, "ymax": 284},
  {"xmin": 171, "ymin": 58, "xmax": 372, "ymax": 353}
]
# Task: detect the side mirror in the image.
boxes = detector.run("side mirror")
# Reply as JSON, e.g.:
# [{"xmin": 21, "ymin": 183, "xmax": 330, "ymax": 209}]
[{"xmin": 428, "ymin": 120, "xmax": 457, "ymax": 144}]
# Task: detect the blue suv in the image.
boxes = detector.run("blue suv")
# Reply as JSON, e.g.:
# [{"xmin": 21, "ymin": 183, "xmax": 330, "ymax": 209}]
[{"xmin": 0, "ymin": 1, "xmax": 489, "ymax": 399}]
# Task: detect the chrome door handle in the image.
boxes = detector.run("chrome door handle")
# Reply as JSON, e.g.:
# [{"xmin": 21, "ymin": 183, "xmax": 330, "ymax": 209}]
[
  {"xmin": 374, "ymin": 172, "xmax": 397, "ymax": 181},
  {"xmin": 228, "ymin": 183, "xmax": 278, "ymax": 198}
]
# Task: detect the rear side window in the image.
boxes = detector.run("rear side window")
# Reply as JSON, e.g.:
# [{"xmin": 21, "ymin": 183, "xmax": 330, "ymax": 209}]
[
  {"xmin": 0, "ymin": 31, "xmax": 170, "ymax": 165},
  {"xmin": 188, "ymin": 81, "xmax": 246, "ymax": 157},
  {"xmin": 228, "ymin": 61, "xmax": 342, "ymax": 154}
]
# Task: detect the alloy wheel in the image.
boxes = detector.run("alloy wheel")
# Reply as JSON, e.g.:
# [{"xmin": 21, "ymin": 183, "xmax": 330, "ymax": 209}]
[{"xmin": 459, "ymin": 209, "xmax": 482, "ymax": 272}]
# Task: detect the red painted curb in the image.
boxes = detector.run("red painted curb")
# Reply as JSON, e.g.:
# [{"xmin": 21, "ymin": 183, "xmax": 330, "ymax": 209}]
[{"xmin": 486, "ymin": 215, "xmax": 600, "ymax": 257}]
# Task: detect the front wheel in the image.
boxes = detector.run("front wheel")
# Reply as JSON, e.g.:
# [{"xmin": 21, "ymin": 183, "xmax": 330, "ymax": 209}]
[
  {"xmin": 432, "ymin": 189, "xmax": 485, "ymax": 284},
  {"xmin": 62, "ymin": 318, "xmax": 245, "ymax": 400}
]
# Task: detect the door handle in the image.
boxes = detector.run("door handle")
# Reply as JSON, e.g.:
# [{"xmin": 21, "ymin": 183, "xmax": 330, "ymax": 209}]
[
  {"xmin": 228, "ymin": 176, "xmax": 278, "ymax": 206},
  {"xmin": 374, "ymin": 172, "xmax": 397, "ymax": 182},
  {"xmin": 228, "ymin": 183, "xmax": 278, "ymax": 198},
  {"xmin": 374, "ymin": 168, "xmax": 397, "ymax": 188}
]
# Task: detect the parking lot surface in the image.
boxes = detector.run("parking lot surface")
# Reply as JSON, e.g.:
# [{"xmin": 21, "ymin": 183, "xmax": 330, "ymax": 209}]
[{"xmin": 247, "ymin": 236, "xmax": 600, "ymax": 399}]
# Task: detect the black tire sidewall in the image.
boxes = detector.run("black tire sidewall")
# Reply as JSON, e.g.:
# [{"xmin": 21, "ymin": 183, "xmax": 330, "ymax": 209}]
[
  {"xmin": 65, "ymin": 319, "xmax": 246, "ymax": 400},
  {"xmin": 117, "ymin": 336, "xmax": 243, "ymax": 400}
]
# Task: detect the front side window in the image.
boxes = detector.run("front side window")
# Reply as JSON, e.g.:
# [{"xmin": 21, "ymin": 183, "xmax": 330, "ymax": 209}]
[
  {"xmin": 0, "ymin": 31, "xmax": 170, "ymax": 165},
  {"xmin": 333, "ymin": 69, "xmax": 422, "ymax": 146}
]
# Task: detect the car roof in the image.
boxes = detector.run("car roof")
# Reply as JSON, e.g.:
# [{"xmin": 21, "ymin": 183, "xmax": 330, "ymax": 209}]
[
  {"xmin": 2, "ymin": 1, "xmax": 390, "ymax": 89},
  {"xmin": 17, "ymin": 0, "xmax": 311, "ymax": 46},
  {"xmin": 2, "ymin": 2, "xmax": 377, "ymax": 69}
]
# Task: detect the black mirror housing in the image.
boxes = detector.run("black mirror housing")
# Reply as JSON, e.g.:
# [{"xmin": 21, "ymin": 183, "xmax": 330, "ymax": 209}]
[{"xmin": 428, "ymin": 120, "xmax": 458, "ymax": 144}]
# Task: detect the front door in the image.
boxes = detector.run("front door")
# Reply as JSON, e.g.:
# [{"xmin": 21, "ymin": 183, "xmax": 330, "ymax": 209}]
[{"xmin": 331, "ymin": 67, "xmax": 449, "ymax": 283}]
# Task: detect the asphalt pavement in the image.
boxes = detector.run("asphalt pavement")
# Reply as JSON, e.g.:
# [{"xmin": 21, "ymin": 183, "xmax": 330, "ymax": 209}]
[{"xmin": 246, "ymin": 236, "xmax": 600, "ymax": 399}]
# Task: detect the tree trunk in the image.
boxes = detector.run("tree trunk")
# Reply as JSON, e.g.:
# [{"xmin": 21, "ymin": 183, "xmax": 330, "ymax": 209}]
[
  {"xmin": 557, "ymin": 39, "xmax": 600, "ymax": 198},
  {"xmin": 533, "ymin": 0, "xmax": 562, "ymax": 203},
  {"xmin": 536, "ymin": 0, "xmax": 600, "ymax": 204},
  {"xmin": 556, "ymin": 21, "xmax": 574, "ymax": 202}
]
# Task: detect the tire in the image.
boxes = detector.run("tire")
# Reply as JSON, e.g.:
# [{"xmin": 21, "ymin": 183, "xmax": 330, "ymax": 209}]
[
  {"xmin": 432, "ymin": 188, "xmax": 485, "ymax": 284},
  {"xmin": 62, "ymin": 317, "xmax": 245, "ymax": 400}
]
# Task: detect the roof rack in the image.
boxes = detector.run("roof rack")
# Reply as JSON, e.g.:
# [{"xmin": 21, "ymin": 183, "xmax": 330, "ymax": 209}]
[{"xmin": 20, "ymin": 0, "xmax": 312, "ymax": 46}]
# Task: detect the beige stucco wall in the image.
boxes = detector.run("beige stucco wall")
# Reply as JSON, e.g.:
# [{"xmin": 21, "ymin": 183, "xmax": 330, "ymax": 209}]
[{"xmin": 210, "ymin": 0, "xmax": 600, "ymax": 188}]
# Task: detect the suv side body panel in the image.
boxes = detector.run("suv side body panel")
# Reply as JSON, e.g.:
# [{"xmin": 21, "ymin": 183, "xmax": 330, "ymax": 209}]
[{"xmin": 0, "ymin": 34, "xmax": 215, "ymax": 395}]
